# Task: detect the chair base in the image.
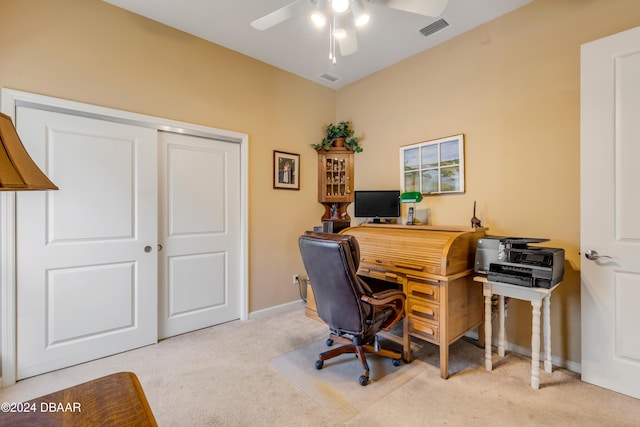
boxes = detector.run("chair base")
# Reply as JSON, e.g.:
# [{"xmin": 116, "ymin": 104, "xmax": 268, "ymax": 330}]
[{"xmin": 315, "ymin": 334, "xmax": 402, "ymax": 386}]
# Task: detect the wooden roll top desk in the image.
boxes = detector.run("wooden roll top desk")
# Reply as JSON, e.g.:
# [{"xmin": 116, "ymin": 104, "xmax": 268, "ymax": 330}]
[{"xmin": 305, "ymin": 224, "xmax": 486, "ymax": 379}]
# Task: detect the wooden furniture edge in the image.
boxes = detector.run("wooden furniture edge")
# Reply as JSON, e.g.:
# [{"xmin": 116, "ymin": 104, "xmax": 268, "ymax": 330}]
[
  {"xmin": 349, "ymin": 223, "xmax": 488, "ymax": 233},
  {"xmin": 0, "ymin": 372, "xmax": 157, "ymax": 426}
]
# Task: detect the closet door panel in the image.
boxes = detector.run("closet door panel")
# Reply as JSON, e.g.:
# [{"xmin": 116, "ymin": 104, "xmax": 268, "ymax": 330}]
[
  {"xmin": 158, "ymin": 131, "xmax": 241, "ymax": 339},
  {"xmin": 16, "ymin": 106, "xmax": 158, "ymax": 380}
]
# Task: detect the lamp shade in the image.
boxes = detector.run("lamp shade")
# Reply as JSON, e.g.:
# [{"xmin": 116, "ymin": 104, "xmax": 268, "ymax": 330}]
[
  {"xmin": 0, "ymin": 112, "xmax": 58, "ymax": 191},
  {"xmin": 400, "ymin": 191, "xmax": 423, "ymax": 203}
]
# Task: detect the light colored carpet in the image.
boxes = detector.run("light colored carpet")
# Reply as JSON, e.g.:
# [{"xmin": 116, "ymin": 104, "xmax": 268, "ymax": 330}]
[
  {"xmin": 269, "ymin": 336, "xmax": 426, "ymax": 422},
  {"xmin": 1, "ymin": 303, "xmax": 639, "ymax": 426}
]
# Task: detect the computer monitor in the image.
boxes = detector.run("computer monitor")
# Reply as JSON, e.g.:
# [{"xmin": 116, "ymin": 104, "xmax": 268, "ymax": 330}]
[{"xmin": 354, "ymin": 190, "xmax": 400, "ymax": 222}]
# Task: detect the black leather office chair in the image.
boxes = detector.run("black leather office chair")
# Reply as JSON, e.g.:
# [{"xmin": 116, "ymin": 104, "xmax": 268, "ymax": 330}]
[{"xmin": 298, "ymin": 232, "xmax": 406, "ymax": 386}]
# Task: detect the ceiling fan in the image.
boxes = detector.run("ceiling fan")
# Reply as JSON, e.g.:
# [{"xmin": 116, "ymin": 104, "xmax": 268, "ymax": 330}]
[{"xmin": 251, "ymin": 0, "xmax": 449, "ymax": 62}]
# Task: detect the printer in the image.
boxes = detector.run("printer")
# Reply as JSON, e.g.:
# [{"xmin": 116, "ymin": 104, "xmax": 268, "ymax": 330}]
[{"xmin": 474, "ymin": 236, "xmax": 564, "ymax": 289}]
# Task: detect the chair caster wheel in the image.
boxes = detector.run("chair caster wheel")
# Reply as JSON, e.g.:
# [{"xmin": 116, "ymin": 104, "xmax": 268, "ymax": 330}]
[
  {"xmin": 326, "ymin": 338, "xmax": 334, "ymax": 346},
  {"xmin": 392, "ymin": 358, "xmax": 401, "ymax": 367},
  {"xmin": 315, "ymin": 360, "xmax": 324, "ymax": 370},
  {"xmin": 359, "ymin": 375, "xmax": 369, "ymax": 386}
]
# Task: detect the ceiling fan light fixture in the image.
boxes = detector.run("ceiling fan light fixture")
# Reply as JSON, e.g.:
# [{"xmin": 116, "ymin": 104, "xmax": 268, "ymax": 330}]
[
  {"xmin": 351, "ymin": 0, "xmax": 370, "ymax": 26},
  {"xmin": 311, "ymin": 11, "xmax": 326, "ymax": 27},
  {"xmin": 334, "ymin": 27, "xmax": 347, "ymax": 38},
  {"xmin": 311, "ymin": 0, "xmax": 328, "ymax": 27},
  {"xmin": 331, "ymin": 0, "xmax": 349, "ymax": 14}
]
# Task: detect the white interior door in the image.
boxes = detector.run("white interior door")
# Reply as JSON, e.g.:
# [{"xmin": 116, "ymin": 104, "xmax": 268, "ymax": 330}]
[
  {"xmin": 16, "ymin": 107, "xmax": 158, "ymax": 379},
  {"xmin": 158, "ymin": 131, "xmax": 241, "ymax": 339},
  {"xmin": 581, "ymin": 26, "xmax": 640, "ymax": 399}
]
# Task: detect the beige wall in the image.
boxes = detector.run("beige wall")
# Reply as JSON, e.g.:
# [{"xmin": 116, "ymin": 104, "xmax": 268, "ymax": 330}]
[
  {"xmin": 337, "ymin": 0, "xmax": 640, "ymax": 363},
  {"xmin": 2, "ymin": 0, "xmax": 640, "ymax": 366},
  {"xmin": 0, "ymin": 0, "xmax": 335, "ymax": 314}
]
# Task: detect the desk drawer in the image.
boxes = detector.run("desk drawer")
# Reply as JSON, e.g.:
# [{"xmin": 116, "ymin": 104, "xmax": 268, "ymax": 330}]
[
  {"xmin": 407, "ymin": 299, "xmax": 439, "ymax": 323},
  {"xmin": 409, "ymin": 317, "xmax": 439, "ymax": 343},
  {"xmin": 407, "ymin": 279, "xmax": 440, "ymax": 303}
]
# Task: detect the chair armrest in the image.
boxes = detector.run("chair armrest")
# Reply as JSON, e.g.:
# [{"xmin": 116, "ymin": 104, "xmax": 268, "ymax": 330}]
[
  {"xmin": 361, "ymin": 290, "xmax": 404, "ymax": 306},
  {"xmin": 361, "ymin": 290, "xmax": 405, "ymax": 331},
  {"xmin": 369, "ymin": 289, "xmax": 405, "ymax": 302}
]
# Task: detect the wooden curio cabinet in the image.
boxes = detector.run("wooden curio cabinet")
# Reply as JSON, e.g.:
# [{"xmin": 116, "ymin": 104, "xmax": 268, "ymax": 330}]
[{"xmin": 317, "ymin": 146, "xmax": 354, "ymax": 221}]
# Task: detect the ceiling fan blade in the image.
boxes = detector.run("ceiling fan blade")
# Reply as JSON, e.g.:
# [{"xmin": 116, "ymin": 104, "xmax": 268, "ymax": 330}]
[
  {"xmin": 373, "ymin": 0, "xmax": 449, "ymax": 17},
  {"xmin": 250, "ymin": 0, "xmax": 312, "ymax": 31},
  {"xmin": 338, "ymin": 27, "xmax": 358, "ymax": 56}
]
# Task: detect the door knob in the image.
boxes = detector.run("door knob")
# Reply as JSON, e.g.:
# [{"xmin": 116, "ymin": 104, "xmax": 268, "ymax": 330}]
[
  {"xmin": 585, "ymin": 250, "xmax": 612, "ymax": 261},
  {"xmin": 144, "ymin": 246, "xmax": 152, "ymax": 253}
]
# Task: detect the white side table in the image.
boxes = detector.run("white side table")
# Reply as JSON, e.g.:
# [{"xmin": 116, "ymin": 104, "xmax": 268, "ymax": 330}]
[{"xmin": 474, "ymin": 276, "xmax": 561, "ymax": 389}]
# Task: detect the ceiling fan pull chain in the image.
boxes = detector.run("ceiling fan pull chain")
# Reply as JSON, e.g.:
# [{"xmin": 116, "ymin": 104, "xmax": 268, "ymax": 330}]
[
  {"xmin": 329, "ymin": 20, "xmax": 333, "ymax": 61},
  {"xmin": 330, "ymin": 16, "xmax": 337, "ymax": 65}
]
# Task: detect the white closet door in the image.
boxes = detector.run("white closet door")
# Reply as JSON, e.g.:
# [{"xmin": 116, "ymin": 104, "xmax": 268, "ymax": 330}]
[
  {"xmin": 16, "ymin": 107, "xmax": 158, "ymax": 379},
  {"xmin": 158, "ymin": 131, "xmax": 241, "ymax": 339},
  {"xmin": 581, "ymin": 26, "xmax": 640, "ymax": 399}
]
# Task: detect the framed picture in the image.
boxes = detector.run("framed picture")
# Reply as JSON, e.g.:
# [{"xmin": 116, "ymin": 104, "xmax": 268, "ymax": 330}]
[
  {"xmin": 273, "ymin": 150, "xmax": 300, "ymax": 190},
  {"xmin": 399, "ymin": 134, "xmax": 465, "ymax": 194}
]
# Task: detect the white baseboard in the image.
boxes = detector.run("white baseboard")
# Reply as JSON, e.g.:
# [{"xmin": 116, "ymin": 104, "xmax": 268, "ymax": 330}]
[
  {"xmin": 248, "ymin": 299, "xmax": 305, "ymax": 320},
  {"xmin": 465, "ymin": 330, "xmax": 581, "ymax": 374},
  {"xmin": 507, "ymin": 341, "xmax": 582, "ymax": 374}
]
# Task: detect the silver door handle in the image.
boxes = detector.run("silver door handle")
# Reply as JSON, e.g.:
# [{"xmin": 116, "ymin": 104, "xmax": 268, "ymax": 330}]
[{"xmin": 585, "ymin": 250, "xmax": 612, "ymax": 261}]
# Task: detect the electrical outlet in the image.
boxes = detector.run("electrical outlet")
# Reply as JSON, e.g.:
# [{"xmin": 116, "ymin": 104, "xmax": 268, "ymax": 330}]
[{"xmin": 293, "ymin": 274, "xmax": 299, "ymax": 285}]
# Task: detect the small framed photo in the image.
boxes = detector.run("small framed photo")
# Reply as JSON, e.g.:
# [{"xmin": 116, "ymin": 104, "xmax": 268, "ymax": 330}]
[{"xmin": 273, "ymin": 150, "xmax": 300, "ymax": 190}]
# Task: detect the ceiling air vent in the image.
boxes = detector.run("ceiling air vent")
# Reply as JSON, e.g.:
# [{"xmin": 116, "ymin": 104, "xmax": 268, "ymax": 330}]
[
  {"xmin": 418, "ymin": 18, "xmax": 449, "ymax": 38},
  {"xmin": 319, "ymin": 72, "xmax": 341, "ymax": 83}
]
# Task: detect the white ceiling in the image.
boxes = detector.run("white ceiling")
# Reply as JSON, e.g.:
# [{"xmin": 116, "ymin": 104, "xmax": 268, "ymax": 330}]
[{"xmin": 103, "ymin": 0, "xmax": 533, "ymax": 89}]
